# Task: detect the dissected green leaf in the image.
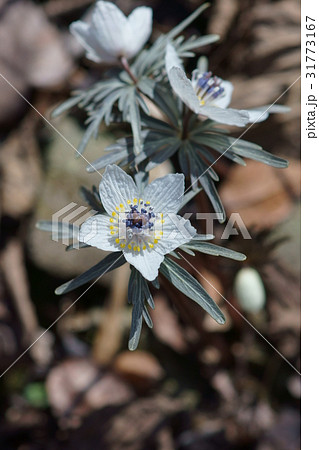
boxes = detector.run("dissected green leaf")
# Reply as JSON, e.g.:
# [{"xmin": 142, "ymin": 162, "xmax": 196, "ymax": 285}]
[
  {"xmin": 160, "ymin": 256, "xmax": 225, "ymax": 324},
  {"xmin": 192, "ymin": 132, "xmax": 288, "ymax": 168},
  {"xmin": 55, "ymin": 252, "xmax": 125, "ymax": 295}
]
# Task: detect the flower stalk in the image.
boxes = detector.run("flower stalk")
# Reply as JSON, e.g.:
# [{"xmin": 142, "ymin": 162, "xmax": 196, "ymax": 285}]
[{"xmin": 120, "ymin": 56, "xmax": 138, "ymax": 84}]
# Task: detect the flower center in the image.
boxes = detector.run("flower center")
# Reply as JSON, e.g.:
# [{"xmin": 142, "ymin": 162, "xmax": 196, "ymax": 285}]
[
  {"xmin": 108, "ymin": 199, "xmax": 164, "ymax": 252},
  {"xmin": 191, "ymin": 70, "xmax": 225, "ymax": 106},
  {"xmin": 125, "ymin": 204, "xmax": 155, "ymax": 239}
]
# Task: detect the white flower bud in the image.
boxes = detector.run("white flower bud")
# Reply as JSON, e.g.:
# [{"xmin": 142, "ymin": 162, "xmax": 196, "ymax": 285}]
[{"xmin": 234, "ymin": 267, "xmax": 266, "ymax": 313}]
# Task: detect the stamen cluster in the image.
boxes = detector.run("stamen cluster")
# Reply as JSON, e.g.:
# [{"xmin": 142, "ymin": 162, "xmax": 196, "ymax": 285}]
[
  {"xmin": 191, "ymin": 70, "xmax": 225, "ymax": 105},
  {"xmin": 124, "ymin": 203, "xmax": 155, "ymax": 238}
]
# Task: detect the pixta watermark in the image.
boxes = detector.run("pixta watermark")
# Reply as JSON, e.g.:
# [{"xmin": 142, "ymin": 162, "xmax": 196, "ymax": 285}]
[{"xmin": 50, "ymin": 203, "xmax": 251, "ymax": 248}]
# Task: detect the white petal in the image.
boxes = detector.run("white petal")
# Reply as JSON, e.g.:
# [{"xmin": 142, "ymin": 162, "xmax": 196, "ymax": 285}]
[
  {"xmin": 213, "ymin": 80, "xmax": 233, "ymax": 108},
  {"xmin": 79, "ymin": 215, "xmax": 118, "ymax": 251},
  {"xmin": 143, "ymin": 173, "xmax": 184, "ymax": 214},
  {"xmin": 91, "ymin": 1, "xmax": 128, "ymax": 59},
  {"xmin": 167, "ymin": 67, "xmax": 200, "ymax": 113},
  {"xmin": 70, "ymin": 21, "xmax": 105, "ymax": 63},
  {"xmin": 125, "ymin": 7, "xmax": 152, "ymax": 58},
  {"xmin": 99, "ymin": 165, "xmax": 139, "ymax": 215},
  {"xmin": 246, "ymin": 109, "xmax": 269, "ymax": 123},
  {"xmin": 124, "ymin": 248, "xmax": 164, "ymax": 281},
  {"xmin": 165, "ymin": 43, "xmax": 183, "ymax": 73},
  {"xmin": 156, "ymin": 215, "xmax": 196, "ymax": 254},
  {"xmin": 200, "ymin": 104, "xmax": 249, "ymax": 127},
  {"xmin": 246, "ymin": 104, "xmax": 291, "ymax": 123}
]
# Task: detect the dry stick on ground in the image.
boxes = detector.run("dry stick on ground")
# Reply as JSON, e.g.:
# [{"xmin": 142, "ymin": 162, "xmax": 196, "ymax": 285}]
[
  {"xmin": 0, "ymin": 239, "xmax": 38, "ymax": 342},
  {"xmin": 1, "ymin": 239, "xmax": 54, "ymax": 368},
  {"xmin": 0, "ymin": 238, "xmax": 55, "ymax": 369}
]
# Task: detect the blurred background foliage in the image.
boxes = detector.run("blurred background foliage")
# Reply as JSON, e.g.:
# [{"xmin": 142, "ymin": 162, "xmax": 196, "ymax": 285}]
[{"xmin": 0, "ymin": 0, "xmax": 300, "ymax": 448}]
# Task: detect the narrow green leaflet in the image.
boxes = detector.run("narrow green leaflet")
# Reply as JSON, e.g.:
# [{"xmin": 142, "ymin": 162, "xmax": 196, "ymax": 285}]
[
  {"xmin": 183, "ymin": 241, "xmax": 246, "ymax": 261},
  {"xmin": 192, "ymin": 234, "xmax": 215, "ymax": 240},
  {"xmin": 185, "ymin": 144, "xmax": 225, "ymax": 221},
  {"xmin": 191, "ymin": 132, "xmax": 288, "ymax": 168},
  {"xmin": 145, "ymin": 140, "xmax": 181, "ymax": 170},
  {"xmin": 51, "ymin": 93, "xmax": 87, "ymax": 118},
  {"xmin": 160, "ymin": 256, "xmax": 225, "ymax": 324},
  {"xmin": 167, "ymin": 3, "xmax": 211, "ymax": 40},
  {"xmin": 52, "ymin": 72, "xmax": 145, "ymax": 156},
  {"xmin": 151, "ymin": 278, "xmax": 160, "ymax": 290},
  {"xmin": 142, "ymin": 305, "xmax": 153, "ymax": 329},
  {"xmin": 199, "ymin": 174, "xmax": 225, "ymax": 222},
  {"xmin": 65, "ymin": 242, "xmax": 90, "ymax": 252},
  {"xmin": 177, "ymin": 35, "xmax": 220, "ymax": 56},
  {"xmin": 133, "ymin": 4, "xmax": 217, "ymax": 78},
  {"xmin": 179, "ymin": 186, "xmax": 202, "ymax": 209},
  {"xmin": 128, "ymin": 268, "xmax": 154, "ymax": 350},
  {"xmin": 143, "ymin": 279, "xmax": 155, "ymax": 308},
  {"xmin": 138, "ymin": 78, "xmax": 181, "ymax": 127},
  {"xmin": 118, "ymin": 86, "xmax": 143, "ymax": 155},
  {"xmin": 87, "ymin": 128, "xmax": 179, "ymax": 173},
  {"xmin": 36, "ymin": 221, "xmax": 77, "ymax": 240},
  {"xmin": 77, "ymin": 88, "xmax": 124, "ymax": 156},
  {"xmin": 178, "ymin": 245, "xmax": 196, "ymax": 256},
  {"xmin": 128, "ymin": 269, "xmax": 143, "ymax": 350},
  {"xmin": 140, "ymin": 113, "xmax": 176, "ymax": 133},
  {"xmin": 79, "ymin": 186, "xmax": 104, "ymax": 213},
  {"xmin": 55, "ymin": 252, "xmax": 126, "ymax": 295}
]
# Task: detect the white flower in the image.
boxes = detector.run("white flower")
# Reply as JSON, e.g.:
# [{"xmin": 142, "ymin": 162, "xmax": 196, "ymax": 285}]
[
  {"xmin": 79, "ymin": 165, "xmax": 196, "ymax": 281},
  {"xmin": 165, "ymin": 44, "xmax": 290, "ymax": 126},
  {"xmin": 70, "ymin": 1, "xmax": 152, "ymax": 64}
]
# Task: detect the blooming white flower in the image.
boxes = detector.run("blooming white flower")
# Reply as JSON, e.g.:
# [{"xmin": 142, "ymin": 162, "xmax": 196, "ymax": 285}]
[
  {"xmin": 165, "ymin": 44, "xmax": 290, "ymax": 126},
  {"xmin": 70, "ymin": 1, "xmax": 152, "ymax": 64},
  {"xmin": 79, "ymin": 165, "xmax": 196, "ymax": 281}
]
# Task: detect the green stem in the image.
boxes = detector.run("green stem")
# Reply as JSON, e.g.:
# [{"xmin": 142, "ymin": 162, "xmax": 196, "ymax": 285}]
[{"xmin": 120, "ymin": 56, "xmax": 138, "ymax": 84}]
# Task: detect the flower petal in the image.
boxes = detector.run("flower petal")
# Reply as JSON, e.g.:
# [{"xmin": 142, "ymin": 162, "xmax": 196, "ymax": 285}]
[
  {"xmin": 79, "ymin": 214, "xmax": 118, "ymax": 251},
  {"xmin": 213, "ymin": 80, "xmax": 233, "ymax": 109},
  {"xmin": 167, "ymin": 67, "xmax": 200, "ymax": 113},
  {"xmin": 99, "ymin": 165, "xmax": 139, "ymax": 215},
  {"xmin": 124, "ymin": 248, "xmax": 164, "ymax": 281},
  {"xmin": 70, "ymin": 21, "xmax": 105, "ymax": 63},
  {"xmin": 165, "ymin": 43, "xmax": 183, "ymax": 73},
  {"xmin": 200, "ymin": 104, "xmax": 249, "ymax": 127},
  {"xmin": 246, "ymin": 104, "xmax": 291, "ymax": 123},
  {"xmin": 91, "ymin": 1, "xmax": 128, "ymax": 60},
  {"xmin": 143, "ymin": 173, "xmax": 184, "ymax": 214},
  {"xmin": 126, "ymin": 7, "xmax": 152, "ymax": 58},
  {"xmin": 156, "ymin": 215, "xmax": 196, "ymax": 254}
]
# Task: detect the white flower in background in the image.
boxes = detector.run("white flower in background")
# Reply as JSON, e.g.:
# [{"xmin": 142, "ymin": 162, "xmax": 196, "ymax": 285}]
[
  {"xmin": 165, "ymin": 44, "xmax": 290, "ymax": 126},
  {"xmin": 79, "ymin": 165, "xmax": 196, "ymax": 281},
  {"xmin": 234, "ymin": 267, "xmax": 266, "ymax": 313},
  {"xmin": 70, "ymin": 1, "xmax": 152, "ymax": 64}
]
